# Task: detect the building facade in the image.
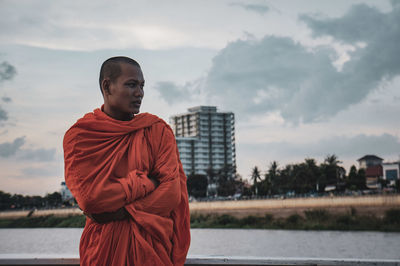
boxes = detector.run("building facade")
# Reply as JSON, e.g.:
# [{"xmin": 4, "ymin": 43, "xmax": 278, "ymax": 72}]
[
  {"xmin": 60, "ymin": 181, "xmax": 74, "ymax": 203},
  {"xmin": 170, "ymin": 106, "xmax": 236, "ymax": 177},
  {"xmin": 357, "ymin": 155, "xmax": 400, "ymax": 189},
  {"xmin": 382, "ymin": 162, "xmax": 400, "ymax": 186}
]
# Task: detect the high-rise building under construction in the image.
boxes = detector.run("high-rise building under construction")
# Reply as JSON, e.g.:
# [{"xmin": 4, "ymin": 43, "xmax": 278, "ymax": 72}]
[{"xmin": 170, "ymin": 106, "xmax": 236, "ymax": 177}]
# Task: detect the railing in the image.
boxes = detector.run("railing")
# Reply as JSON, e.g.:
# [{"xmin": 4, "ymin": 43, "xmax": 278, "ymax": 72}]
[{"xmin": 0, "ymin": 256, "xmax": 399, "ymax": 265}]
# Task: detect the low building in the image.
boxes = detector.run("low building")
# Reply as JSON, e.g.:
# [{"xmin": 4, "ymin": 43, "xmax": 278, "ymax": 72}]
[
  {"xmin": 357, "ymin": 155, "xmax": 383, "ymax": 189},
  {"xmin": 357, "ymin": 155, "xmax": 383, "ymax": 169},
  {"xmin": 382, "ymin": 162, "xmax": 400, "ymax": 187}
]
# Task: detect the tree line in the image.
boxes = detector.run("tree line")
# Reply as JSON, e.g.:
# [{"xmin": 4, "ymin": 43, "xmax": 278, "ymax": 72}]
[
  {"xmin": 187, "ymin": 154, "xmax": 399, "ymax": 199},
  {"xmin": 0, "ymin": 191, "xmax": 65, "ymax": 211}
]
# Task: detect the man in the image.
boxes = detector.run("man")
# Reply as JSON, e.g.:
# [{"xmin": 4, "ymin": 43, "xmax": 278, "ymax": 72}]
[{"xmin": 63, "ymin": 56, "xmax": 190, "ymax": 265}]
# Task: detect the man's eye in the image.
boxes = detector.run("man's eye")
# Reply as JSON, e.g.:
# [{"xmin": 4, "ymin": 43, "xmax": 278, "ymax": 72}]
[{"xmin": 127, "ymin": 82, "xmax": 137, "ymax": 87}]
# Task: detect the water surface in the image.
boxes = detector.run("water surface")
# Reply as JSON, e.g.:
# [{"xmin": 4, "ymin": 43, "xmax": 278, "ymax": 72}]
[{"xmin": 0, "ymin": 228, "xmax": 399, "ymax": 259}]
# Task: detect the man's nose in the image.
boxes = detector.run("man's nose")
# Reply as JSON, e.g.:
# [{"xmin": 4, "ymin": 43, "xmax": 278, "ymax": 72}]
[{"xmin": 134, "ymin": 87, "xmax": 144, "ymax": 98}]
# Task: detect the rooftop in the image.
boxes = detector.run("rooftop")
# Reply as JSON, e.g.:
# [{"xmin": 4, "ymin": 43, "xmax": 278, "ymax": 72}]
[{"xmin": 357, "ymin": 155, "xmax": 383, "ymax": 162}]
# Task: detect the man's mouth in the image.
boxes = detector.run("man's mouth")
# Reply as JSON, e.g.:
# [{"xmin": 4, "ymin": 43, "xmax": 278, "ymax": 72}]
[{"xmin": 132, "ymin": 100, "xmax": 141, "ymax": 106}]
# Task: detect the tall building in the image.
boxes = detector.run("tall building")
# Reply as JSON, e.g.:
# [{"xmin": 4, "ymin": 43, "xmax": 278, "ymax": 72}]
[{"xmin": 170, "ymin": 106, "xmax": 236, "ymax": 177}]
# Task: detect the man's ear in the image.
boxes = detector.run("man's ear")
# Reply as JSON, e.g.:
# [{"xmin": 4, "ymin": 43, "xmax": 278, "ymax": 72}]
[{"xmin": 102, "ymin": 79, "xmax": 111, "ymax": 95}]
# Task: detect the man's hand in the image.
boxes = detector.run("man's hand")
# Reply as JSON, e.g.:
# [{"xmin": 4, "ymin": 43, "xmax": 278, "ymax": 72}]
[
  {"xmin": 84, "ymin": 207, "xmax": 129, "ymax": 224},
  {"xmin": 148, "ymin": 175, "xmax": 160, "ymax": 188}
]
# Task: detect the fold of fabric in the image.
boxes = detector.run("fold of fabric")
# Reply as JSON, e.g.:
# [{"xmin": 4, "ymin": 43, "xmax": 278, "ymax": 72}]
[{"xmin": 63, "ymin": 107, "xmax": 190, "ymax": 266}]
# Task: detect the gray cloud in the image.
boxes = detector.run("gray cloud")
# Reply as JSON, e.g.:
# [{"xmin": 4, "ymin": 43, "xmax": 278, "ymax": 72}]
[
  {"xmin": 2, "ymin": 97, "xmax": 11, "ymax": 102},
  {"xmin": 0, "ymin": 136, "xmax": 55, "ymax": 161},
  {"xmin": 20, "ymin": 166, "xmax": 58, "ymax": 178},
  {"xmin": 18, "ymin": 148, "xmax": 56, "ymax": 162},
  {"xmin": 230, "ymin": 2, "xmax": 269, "ymax": 15},
  {"xmin": 154, "ymin": 81, "xmax": 191, "ymax": 104},
  {"xmin": 0, "ymin": 61, "xmax": 17, "ymax": 82},
  {"xmin": 153, "ymin": 79, "xmax": 203, "ymax": 104},
  {"xmin": 0, "ymin": 137, "xmax": 25, "ymax": 157},
  {"xmin": 301, "ymin": 3, "xmax": 400, "ymax": 80},
  {"xmin": 169, "ymin": 3, "xmax": 400, "ymax": 123},
  {"xmin": 205, "ymin": 36, "xmax": 341, "ymax": 122},
  {"xmin": 0, "ymin": 106, "xmax": 8, "ymax": 121},
  {"xmin": 240, "ymin": 133, "xmax": 400, "ymax": 160}
]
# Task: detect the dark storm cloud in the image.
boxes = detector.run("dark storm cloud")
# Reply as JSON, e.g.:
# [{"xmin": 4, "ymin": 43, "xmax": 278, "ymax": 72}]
[
  {"xmin": 0, "ymin": 137, "xmax": 25, "ymax": 157},
  {"xmin": 201, "ymin": 3, "xmax": 400, "ymax": 123},
  {"xmin": 229, "ymin": 2, "xmax": 269, "ymax": 15},
  {"xmin": 0, "ymin": 61, "xmax": 17, "ymax": 82},
  {"xmin": 240, "ymin": 133, "xmax": 400, "ymax": 160}
]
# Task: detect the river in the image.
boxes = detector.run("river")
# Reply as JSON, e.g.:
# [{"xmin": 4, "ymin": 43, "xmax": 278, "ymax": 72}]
[{"xmin": 0, "ymin": 228, "xmax": 399, "ymax": 259}]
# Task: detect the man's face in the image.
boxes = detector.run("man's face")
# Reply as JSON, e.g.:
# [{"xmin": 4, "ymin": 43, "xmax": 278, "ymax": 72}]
[{"xmin": 105, "ymin": 63, "xmax": 144, "ymax": 118}]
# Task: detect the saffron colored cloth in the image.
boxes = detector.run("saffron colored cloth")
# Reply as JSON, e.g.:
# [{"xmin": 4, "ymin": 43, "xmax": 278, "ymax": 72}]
[{"xmin": 63, "ymin": 108, "xmax": 190, "ymax": 265}]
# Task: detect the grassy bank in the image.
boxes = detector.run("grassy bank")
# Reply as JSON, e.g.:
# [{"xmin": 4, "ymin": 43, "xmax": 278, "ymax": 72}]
[
  {"xmin": 191, "ymin": 208, "xmax": 400, "ymax": 231},
  {"xmin": 1, "ymin": 208, "xmax": 399, "ymax": 231},
  {"xmin": 0, "ymin": 214, "xmax": 86, "ymax": 228}
]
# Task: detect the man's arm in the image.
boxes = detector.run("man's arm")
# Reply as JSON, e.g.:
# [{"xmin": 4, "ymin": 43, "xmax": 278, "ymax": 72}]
[
  {"xmin": 83, "ymin": 176, "xmax": 159, "ymax": 224},
  {"xmin": 129, "ymin": 124, "xmax": 183, "ymax": 217},
  {"xmin": 64, "ymin": 129, "xmax": 157, "ymax": 215}
]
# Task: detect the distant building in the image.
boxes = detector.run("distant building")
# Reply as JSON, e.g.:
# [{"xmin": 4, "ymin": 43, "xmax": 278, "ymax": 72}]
[
  {"xmin": 170, "ymin": 106, "xmax": 236, "ymax": 178},
  {"xmin": 357, "ymin": 155, "xmax": 400, "ymax": 189},
  {"xmin": 357, "ymin": 155, "xmax": 384, "ymax": 189},
  {"xmin": 60, "ymin": 181, "xmax": 74, "ymax": 203},
  {"xmin": 382, "ymin": 162, "xmax": 400, "ymax": 186},
  {"xmin": 357, "ymin": 155, "xmax": 383, "ymax": 169}
]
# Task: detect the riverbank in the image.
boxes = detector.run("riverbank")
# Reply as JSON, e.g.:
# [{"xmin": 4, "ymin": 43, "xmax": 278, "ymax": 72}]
[
  {"xmin": 0, "ymin": 208, "xmax": 399, "ymax": 232},
  {"xmin": 2, "ymin": 194, "xmax": 399, "ymax": 219},
  {"xmin": 189, "ymin": 194, "xmax": 400, "ymax": 218}
]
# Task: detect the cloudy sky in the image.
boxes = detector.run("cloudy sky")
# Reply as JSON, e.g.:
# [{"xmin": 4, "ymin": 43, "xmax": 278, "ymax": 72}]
[{"xmin": 0, "ymin": 0, "xmax": 399, "ymax": 195}]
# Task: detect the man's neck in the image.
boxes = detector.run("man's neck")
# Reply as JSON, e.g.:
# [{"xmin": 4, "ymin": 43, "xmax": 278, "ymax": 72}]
[{"xmin": 102, "ymin": 105, "xmax": 133, "ymax": 121}]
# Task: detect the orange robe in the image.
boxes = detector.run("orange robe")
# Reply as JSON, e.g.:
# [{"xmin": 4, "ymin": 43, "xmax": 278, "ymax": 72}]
[{"xmin": 63, "ymin": 107, "xmax": 190, "ymax": 265}]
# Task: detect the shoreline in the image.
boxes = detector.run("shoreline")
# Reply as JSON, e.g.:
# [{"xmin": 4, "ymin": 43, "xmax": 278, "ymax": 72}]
[
  {"xmin": 1, "ymin": 194, "xmax": 399, "ymax": 219},
  {"xmin": 0, "ymin": 195, "xmax": 399, "ymax": 231},
  {"xmin": 0, "ymin": 208, "xmax": 399, "ymax": 231}
]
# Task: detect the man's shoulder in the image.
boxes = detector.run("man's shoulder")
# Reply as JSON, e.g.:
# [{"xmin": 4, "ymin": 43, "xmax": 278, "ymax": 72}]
[
  {"xmin": 140, "ymin": 113, "xmax": 175, "ymax": 138},
  {"xmin": 63, "ymin": 111, "xmax": 95, "ymax": 142},
  {"xmin": 139, "ymin": 112, "xmax": 169, "ymax": 129}
]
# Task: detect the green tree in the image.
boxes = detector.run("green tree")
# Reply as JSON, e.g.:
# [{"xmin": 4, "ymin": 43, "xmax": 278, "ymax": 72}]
[
  {"xmin": 319, "ymin": 154, "xmax": 342, "ymax": 192},
  {"xmin": 45, "ymin": 192, "xmax": 62, "ymax": 207},
  {"xmin": 216, "ymin": 165, "xmax": 236, "ymax": 197},
  {"xmin": 278, "ymin": 164, "xmax": 294, "ymax": 194},
  {"xmin": 356, "ymin": 168, "xmax": 366, "ymax": 190},
  {"xmin": 304, "ymin": 158, "xmax": 320, "ymax": 193},
  {"xmin": 250, "ymin": 166, "xmax": 261, "ymax": 196},
  {"xmin": 187, "ymin": 174, "xmax": 208, "ymax": 198},
  {"xmin": 347, "ymin": 165, "xmax": 358, "ymax": 190},
  {"xmin": 0, "ymin": 191, "xmax": 12, "ymax": 210},
  {"xmin": 261, "ymin": 161, "xmax": 278, "ymax": 196}
]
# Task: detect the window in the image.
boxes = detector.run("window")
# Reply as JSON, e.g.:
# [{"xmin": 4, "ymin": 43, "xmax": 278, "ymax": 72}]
[{"xmin": 386, "ymin": 169, "xmax": 398, "ymax": 181}]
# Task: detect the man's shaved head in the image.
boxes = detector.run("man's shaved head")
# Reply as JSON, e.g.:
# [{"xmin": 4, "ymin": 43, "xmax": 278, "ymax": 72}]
[{"xmin": 99, "ymin": 56, "xmax": 141, "ymax": 94}]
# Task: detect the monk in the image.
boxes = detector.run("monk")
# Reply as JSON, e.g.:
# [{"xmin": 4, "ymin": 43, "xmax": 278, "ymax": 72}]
[{"xmin": 63, "ymin": 56, "xmax": 190, "ymax": 265}]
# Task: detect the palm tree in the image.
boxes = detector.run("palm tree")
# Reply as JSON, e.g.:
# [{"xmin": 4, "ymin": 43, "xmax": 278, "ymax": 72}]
[
  {"xmin": 251, "ymin": 166, "xmax": 261, "ymax": 196},
  {"xmin": 321, "ymin": 154, "xmax": 343, "ymax": 191},
  {"xmin": 264, "ymin": 161, "xmax": 279, "ymax": 195},
  {"xmin": 304, "ymin": 158, "xmax": 319, "ymax": 192}
]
